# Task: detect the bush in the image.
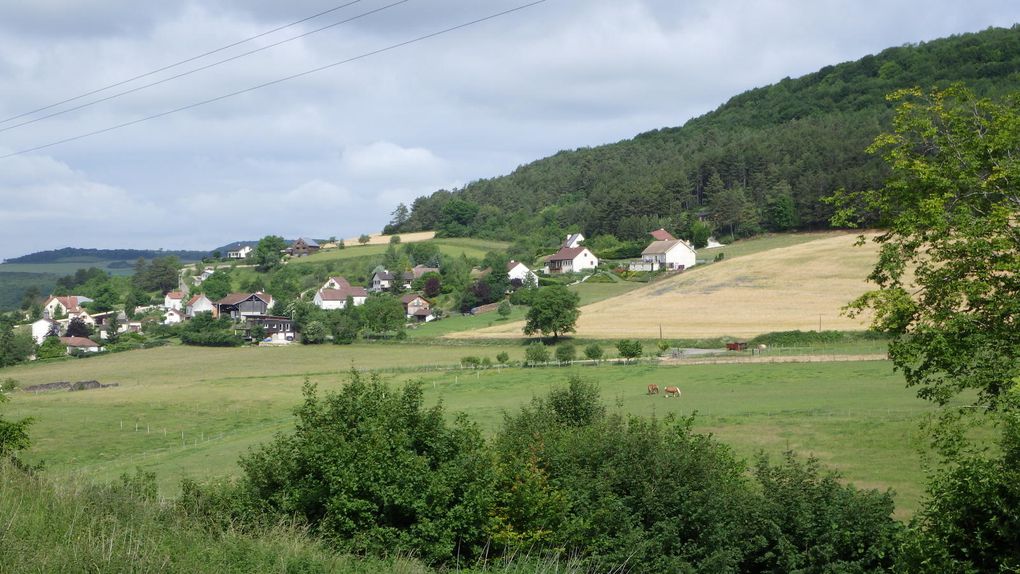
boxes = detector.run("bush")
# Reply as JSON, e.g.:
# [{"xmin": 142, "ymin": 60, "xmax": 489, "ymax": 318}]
[
  {"xmin": 239, "ymin": 373, "xmax": 495, "ymax": 563},
  {"xmin": 524, "ymin": 343, "xmax": 549, "ymax": 366},
  {"xmin": 555, "ymin": 343, "xmax": 576, "ymax": 364},
  {"xmin": 495, "ymin": 351, "xmax": 510, "ymax": 365},
  {"xmin": 461, "ymin": 356, "xmax": 481, "ymax": 368},
  {"xmin": 616, "ymin": 339, "xmax": 643, "ymax": 361},
  {"xmin": 584, "ymin": 343, "xmax": 604, "ymax": 362}
]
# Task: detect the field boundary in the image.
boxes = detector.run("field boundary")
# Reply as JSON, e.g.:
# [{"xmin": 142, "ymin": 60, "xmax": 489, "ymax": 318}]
[{"xmin": 658, "ymin": 353, "xmax": 888, "ymax": 366}]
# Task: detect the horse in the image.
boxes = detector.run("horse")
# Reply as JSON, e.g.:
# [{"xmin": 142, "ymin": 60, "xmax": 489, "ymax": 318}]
[
  {"xmin": 663, "ymin": 386, "xmax": 681, "ymax": 398},
  {"xmin": 647, "ymin": 384, "xmax": 659, "ymax": 395}
]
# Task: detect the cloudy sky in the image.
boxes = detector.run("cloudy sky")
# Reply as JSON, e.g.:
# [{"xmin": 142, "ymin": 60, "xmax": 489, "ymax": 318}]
[{"xmin": 0, "ymin": 0, "xmax": 1017, "ymax": 260}]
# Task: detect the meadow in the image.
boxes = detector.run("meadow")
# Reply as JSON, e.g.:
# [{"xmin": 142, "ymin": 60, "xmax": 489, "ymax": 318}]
[
  {"xmin": 1, "ymin": 339, "xmax": 947, "ymax": 516},
  {"xmin": 289, "ymin": 236, "xmax": 511, "ymax": 266}
]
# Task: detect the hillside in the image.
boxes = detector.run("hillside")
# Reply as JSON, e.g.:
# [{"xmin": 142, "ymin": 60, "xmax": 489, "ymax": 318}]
[
  {"xmin": 392, "ymin": 26, "xmax": 1020, "ymax": 250},
  {"xmin": 4, "ymin": 246, "xmax": 208, "ymax": 264},
  {"xmin": 450, "ymin": 232, "xmax": 879, "ymax": 339}
]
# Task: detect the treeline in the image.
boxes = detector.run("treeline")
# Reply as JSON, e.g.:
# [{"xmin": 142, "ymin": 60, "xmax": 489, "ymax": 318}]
[
  {"xmin": 4, "ymin": 247, "xmax": 207, "ymax": 264},
  {"xmin": 389, "ymin": 26, "xmax": 1020, "ymax": 252}
]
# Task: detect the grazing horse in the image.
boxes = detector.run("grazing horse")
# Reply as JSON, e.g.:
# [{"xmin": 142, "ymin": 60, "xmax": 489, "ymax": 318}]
[
  {"xmin": 663, "ymin": 386, "xmax": 681, "ymax": 398},
  {"xmin": 647, "ymin": 384, "xmax": 659, "ymax": 395}
]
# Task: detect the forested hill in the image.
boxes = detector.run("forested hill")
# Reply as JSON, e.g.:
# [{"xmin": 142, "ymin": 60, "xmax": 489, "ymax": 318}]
[
  {"xmin": 4, "ymin": 247, "xmax": 208, "ymax": 264},
  {"xmin": 390, "ymin": 26, "xmax": 1020, "ymax": 250}
]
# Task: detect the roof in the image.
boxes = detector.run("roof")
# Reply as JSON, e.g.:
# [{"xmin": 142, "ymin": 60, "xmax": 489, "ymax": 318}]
[
  {"xmin": 411, "ymin": 308, "xmax": 432, "ymax": 317},
  {"xmin": 216, "ymin": 292, "xmax": 272, "ymax": 306},
  {"xmin": 410, "ymin": 265, "xmax": 439, "ymax": 279},
  {"xmin": 59, "ymin": 336, "xmax": 100, "ymax": 348},
  {"xmin": 563, "ymin": 233, "xmax": 584, "ymax": 247},
  {"xmin": 374, "ymin": 271, "xmax": 394, "ymax": 281},
  {"xmin": 548, "ymin": 246, "xmax": 591, "ymax": 262},
  {"xmin": 641, "ymin": 239, "xmax": 694, "ymax": 256},
  {"xmin": 650, "ymin": 228, "xmax": 676, "ymax": 241},
  {"xmin": 507, "ymin": 260, "xmax": 527, "ymax": 271},
  {"xmin": 165, "ymin": 290, "xmax": 184, "ymax": 299},
  {"xmin": 317, "ymin": 287, "xmax": 368, "ymax": 301},
  {"xmin": 326, "ymin": 276, "xmax": 352, "ymax": 289},
  {"xmin": 294, "ymin": 237, "xmax": 319, "ymax": 247},
  {"xmin": 401, "ymin": 293, "xmax": 429, "ymax": 304},
  {"xmin": 187, "ymin": 294, "xmax": 210, "ymax": 306},
  {"xmin": 45, "ymin": 295, "xmax": 85, "ymax": 313}
]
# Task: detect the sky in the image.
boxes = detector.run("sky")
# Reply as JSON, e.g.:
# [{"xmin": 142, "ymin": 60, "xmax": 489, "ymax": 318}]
[{"xmin": 0, "ymin": 1, "xmax": 1017, "ymax": 261}]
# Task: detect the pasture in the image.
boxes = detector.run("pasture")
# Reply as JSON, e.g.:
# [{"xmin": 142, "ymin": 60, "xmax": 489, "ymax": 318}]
[
  {"xmin": 1, "ymin": 339, "xmax": 949, "ymax": 516},
  {"xmin": 451, "ymin": 232, "xmax": 880, "ymax": 339},
  {"xmin": 289, "ymin": 236, "xmax": 510, "ymax": 266}
]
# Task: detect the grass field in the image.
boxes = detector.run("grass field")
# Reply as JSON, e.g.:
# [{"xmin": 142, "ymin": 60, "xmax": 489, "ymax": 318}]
[
  {"xmin": 0, "ymin": 338, "xmax": 954, "ymax": 516},
  {"xmin": 289, "ymin": 236, "xmax": 510, "ymax": 266},
  {"xmin": 453, "ymin": 232, "xmax": 879, "ymax": 339}
]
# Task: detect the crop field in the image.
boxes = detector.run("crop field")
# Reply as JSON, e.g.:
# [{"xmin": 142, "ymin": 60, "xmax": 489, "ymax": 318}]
[
  {"xmin": 1, "ymin": 337, "xmax": 956, "ymax": 516},
  {"xmin": 290, "ymin": 236, "xmax": 510, "ymax": 266},
  {"xmin": 453, "ymin": 232, "xmax": 880, "ymax": 339}
]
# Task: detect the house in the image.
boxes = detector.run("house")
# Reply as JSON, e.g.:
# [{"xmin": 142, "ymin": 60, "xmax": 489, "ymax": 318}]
[
  {"xmin": 59, "ymin": 336, "xmax": 102, "ymax": 354},
  {"xmin": 371, "ymin": 270, "xmax": 395, "ymax": 292},
  {"xmin": 650, "ymin": 228, "xmax": 677, "ymax": 241},
  {"xmin": 215, "ymin": 292, "xmax": 274, "ymax": 319},
  {"xmin": 163, "ymin": 308, "xmax": 186, "ymax": 325},
  {"xmin": 288, "ymin": 237, "xmax": 320, "ymax": 257},
  {"xmin": 629, "ymin": 239, "xmax": 697, "ymax": 272},
  {"xmin": 401, "ymin": 294, "xmax": 434, "ymax": 322},
  {"xmin": 313, "ymin": 276, "xmax": 368, "ymax": 310},
  {"xmin": 244, "ymin": 315, "xmax": 295, "ymax": 344},
  {"xmin": 164, "ymin": 290, "xmax": 185, "ymax": 310},
  {"xmin": 31, "ymin": 318, "xmax": 60, "ymax": 345},
  {"xmin": 544, "ymin": 246, "xmax": 599, "ymax": 274},
  {"xmin": 91, "ymin": 311, "xmax": 133, "ymax": 339},
  {"xmin": 507, "ymin": 260, "xmax": 538, "ymax": 287},
  {"xmin": 186, "ymin": 294, "xmax": 216, "ymax": 317},
  {"xmin": 194, "ymin": 268, "xmax": 215, "ymax": 284},
  {"xmin": 401, "ymin": 265, "xmax": 440, "ymax": 288},
  {"xmin": 42, "ymin": 295, "xmax": 93, "ymax": 320},
  {"xmin": 227, "ymin": 245, "xmax": 253, "ymax": 259},
  {"xmin": 563, "ymin": 233, "xmax": 585, "ymax": 248}
]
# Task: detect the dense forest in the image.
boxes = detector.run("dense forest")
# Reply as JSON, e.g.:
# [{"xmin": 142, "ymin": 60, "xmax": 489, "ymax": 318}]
[
  {"xmin": 3, "ymin": 247, "xmax": 207, "ymax": 264},
  {"xmin": 389, "ymin": 26, "xmax": 1020, "ymax": 253}
]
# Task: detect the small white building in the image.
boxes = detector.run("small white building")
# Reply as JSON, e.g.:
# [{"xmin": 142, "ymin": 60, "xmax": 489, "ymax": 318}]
[
  {"xmin": 164, "ymin": 291, "xmax": 184, "ymax": 310},
  {"xmin": 42, "ymin": 295, "xmax": 93, "ymax": 321},
  {"xmin": 545, "ymin": 246, "xmax": 599, "ymax": 274},
  {"xmin": 371, "ymin": 270, "xmax": 394, "ymax": 292},
  {"xmin": 59, "ymin": 336, "xmax": 103, "ymax": 354},
  {"xmin": 507, "ymin": 260, "xmax": 538, "ymax": 286},
  {"xmin": 227, "ymin": 245, "xmax": 253, "ymax": 259},
  {"xmin": 186, "ymin": 294, "xmax": 215, "ymax": 317},
  {"xmin": 163, "ymin": 308, "xmax": 186, "ymax": 325},
  {"xmin": 31, "ymin": 318, "xmax": 60, "ymax": 345},
  {"xmin": 313, "ymin": 286, "xmax": 368, "ymax": 310},
  {"xmin": 629, "ymin": 239, "xmax": 697, "ymax": 272}
]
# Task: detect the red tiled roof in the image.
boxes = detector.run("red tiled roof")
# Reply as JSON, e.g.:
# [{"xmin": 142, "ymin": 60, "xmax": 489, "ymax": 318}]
[
  {"xmin": 165, "ymin": 291, "xmax": 184, "ymax": 299},
  {"xmin": 187, "ymin": 294, "xmax": 209, "ymax": 306},
  {"xmin": 327, "ymin": 276, "xmax": 351, "ymax": 289},
  {"xmin": 650, "ymin": 228, "xmax": 676, "ymax": 241},
  {"xmin": 59, "ymin": 336, "xmax": 99, "ymax": 348},
  {"xmin": 548, "ymin": 246, "xmax": 589, "ymax": 261},
  {"xmin": 46, "ymin": 295, "xmax": 83, "ymax": 313}
]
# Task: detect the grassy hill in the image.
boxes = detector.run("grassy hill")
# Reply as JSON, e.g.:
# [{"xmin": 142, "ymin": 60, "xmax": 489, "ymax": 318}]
[{"xmin": 452, "ymin": 232, "xmax": 876, "ymax": 339}]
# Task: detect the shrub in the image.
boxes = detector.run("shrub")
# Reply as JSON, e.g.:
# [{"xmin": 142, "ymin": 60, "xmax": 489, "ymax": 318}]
[
  {"xmin": 555, "ymin": 343, "xmax": 576, "ymax": 365},
  {"xmin": 495, "ymin": 351, "xmax": 510, "ymax": 365},
  {"xmin": 616, "ymin": 339, "xmax": 643, "ymax": 361},
  {"xmin": 584, "ymin": 343, "xmax": 604, "ymax": 363},
  {"xmin": 461, "ymin": 356, "xmax": 481, "ymax": 368},
  {"xmin": 524, "ymin": 343, "xmax": 549, "ymax": 366}
]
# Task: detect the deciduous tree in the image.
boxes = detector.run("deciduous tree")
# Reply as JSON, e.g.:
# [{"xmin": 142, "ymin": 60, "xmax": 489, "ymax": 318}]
[{"xmin": 523, "ymin": 285, "xmax": 580, "ymax": 340}]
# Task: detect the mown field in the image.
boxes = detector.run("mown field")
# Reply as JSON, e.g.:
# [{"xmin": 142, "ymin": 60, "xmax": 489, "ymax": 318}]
[
  {"xmin": 453, "ymin": 232, "xmax": 879, "ymax": 339},
  {"xmin": 0, "ymin": 339, "xmax": 951, "ymax": 516},
  {"xmin": 289, "ymin": 236, "xmax": 510, "ymax": 266}
]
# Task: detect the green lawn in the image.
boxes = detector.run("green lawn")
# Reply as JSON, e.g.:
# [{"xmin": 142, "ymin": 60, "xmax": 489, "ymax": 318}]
[
  {"xmin": 405, "ymin": 308, "xmax": 530, "ymax": 339},
  {"xmin": 288, "ymin": 238, "xmax": 511, "ymax": 266},
  {"xmin": 2, "ymin": 339, "xmax": 963, "ymax": 516}
]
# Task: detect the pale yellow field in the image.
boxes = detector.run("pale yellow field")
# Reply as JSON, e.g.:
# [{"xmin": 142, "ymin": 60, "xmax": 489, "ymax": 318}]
[
  {"xmin": 451, "ymin": 232, "xmax": 880, "ymax": 339},
  {"xmin": 340, "ymin": 230, "xmax": 436, "ymax": 246}
]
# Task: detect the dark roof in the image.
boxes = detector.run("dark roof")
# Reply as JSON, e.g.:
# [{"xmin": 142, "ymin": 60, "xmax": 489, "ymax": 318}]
[
  {"xmin": 401, "ymin": 293, "xmax": 428, "ymax": 304},
  {"xmin": 217, "ymin": 292, "xmax": 272, "ymax": 306},
  {"xmin": 563, "ymin": 233, "xmax": 584, "ymax": 247},
  {"xmin": 326, "ymin": 276, "xmax": 351, "ymax": 289},
  {"xmin": 318, "ymin": 287, "xmax": 368, "ymax": 301},
  {"xmin": 548, "ymin": 246, "xmax": 590, "ymax": 261},
  {"xmin": 641, "ymin": 240, "xmax": 693, "ymax": 256},
  {"xmin": 374, "ymin": 271, "xmax": 394, "ymax": 281},
  {"xmin": 411, "ymin": 308, "xmax": 432, "ymax": 317},
  {"xmin": 293, "ymin": 237, "xmax": 319, "ymax": 247},
  {"xmin": 165, "ymin": 290, "xmax": 184, "ymax": 299},
  {"xmin": 60, "ymin": 336, "xmax": 100, "ymax": 347}
]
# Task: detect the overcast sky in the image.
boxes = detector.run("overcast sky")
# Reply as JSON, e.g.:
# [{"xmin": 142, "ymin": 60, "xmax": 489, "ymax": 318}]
[{"xmin": 0, "ymin": 0, "xmax": 1017, "ymax": 260}]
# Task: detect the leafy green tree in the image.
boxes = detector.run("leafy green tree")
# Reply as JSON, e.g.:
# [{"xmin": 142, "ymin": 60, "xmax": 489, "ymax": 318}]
[
  {"xmin": 105, "ymin": 313, "xmax": 120, "ymax": 344},
  {"xmin": 36, "ymin": 336, "xmax": 66, "ymax": 359},
  {"xmin": 300, "ymin": 320, "xmax": 328, "ymax": 344},
  {"xmin": 0, "ymin": 389, "xmax": 32, "ymax": 464},
  {"xmin": 180, "ymin": 312, "xmax": 243, "ymax": 347},
  {"xmin": 200, "ymin": 270, "xmax": 232, "ymax": 301},
  {"xmin": 764, "ymin": 181, "xmax": 798, "ymax": 231},
  {"xmin": 360, "ymin": 295, "xmax": 405, "ymax": 337},
  {"xmin": 65, "ymin": 317, "xmax": 93, "ymax": 338},
  {"xmin": 358, "ymin": 234, "xmax": 371, "ymax": 245},
  {"xmin": 249, "ymin": 324, "xmax": 266, "ymax": 343},
  {"xmin": 496, "ymin": 351, "xmax": 510, "ymax": 365},
  {"xmin": 555, "ymin": 343, "xmax": 576, "ymax": 364},
  {"xmin": 0, "ymin": 319, "xmax": 35, "ymax": 367},
  {"xmin": 389, "ymin": 234, "xmax": 401, "ymax": 244},
  {"xmin": 19, "ymin": 286, "xmax": 40, "ymax": 311},
  {"xmin": 239, "ymin": 374, "xmax": 495, "ymax": 563},
  {"xmin": 524, "ymin": 343, "xmax": 549, "ymax": 366},
  {"xmin": 523, "ymin": 285, "xmax": 580, "ymax": 340},
  {"xmin": 497, "ymin": 299, "xmax": 511, "ymax": 319},
  {"xmin": 689, "ymin": 220, "xmax": 712, "ymax": 249},
  {"xmin": 254, "ymin": 235, "xmax": 287, "ymax": 272},
  {"xmin": 133, "ymin": 256, "xmax": 180, "ymax": 293},
  {"xmin": 616, "ymin": 339, "xmax": 643, "ymax": 362},
  {"xmin": 584, "ymin": 343, "xmax": 604, "ymax": 363}
]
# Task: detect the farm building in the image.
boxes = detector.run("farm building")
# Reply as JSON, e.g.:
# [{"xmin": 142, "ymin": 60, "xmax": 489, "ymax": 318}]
[
  {"xmin": 629, "ymin": 239, "xmax": 697, "ymax": 272},
  {"xmin": 288, "ymin": 237, "xmax": 320, "ymax": 257},
  {"xmin": 215, "ymin": 292, "xmax": 274, "ymax": 319}
]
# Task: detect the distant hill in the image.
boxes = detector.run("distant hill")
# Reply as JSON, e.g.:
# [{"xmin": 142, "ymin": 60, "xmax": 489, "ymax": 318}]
[
  {"xmin": 392, "ymin": 26, "xmax": 1020, "ymax": 248},
  {"xmin": 4, "ymin": 247, "xmax": 208, "ymax": 264}
]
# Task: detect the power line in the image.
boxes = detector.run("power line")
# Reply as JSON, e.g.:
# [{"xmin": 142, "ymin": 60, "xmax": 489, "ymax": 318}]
[
  {"xmin": 0, "ymin": 0, "xmax": 548, "ymax": 160},
  {"xmin": 0, "ymin": 0, "xmax": 366, "ymax": 126},
  {"xmin": 0, "ymin": 0, "xmax": 412, "ymax": 135}
]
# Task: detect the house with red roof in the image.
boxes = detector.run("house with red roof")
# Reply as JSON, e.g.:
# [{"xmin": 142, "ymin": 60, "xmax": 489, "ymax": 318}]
[
  {"xmin": 314, "ymin": 276, "xmax": 368, "ymax": 310},
  {"xmin": 401, "ymin": 293, "xmax": 434, "ymax": 322},
  {"xmin": 544, "ymin": 246, "xmax": 599, "ymax": 274},
  {"xmin": 164, "ymin": 290, "xmax": 185, "ymax": 310}
]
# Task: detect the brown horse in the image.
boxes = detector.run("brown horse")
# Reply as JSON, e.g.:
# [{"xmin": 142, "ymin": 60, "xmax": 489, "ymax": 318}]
[
  {"xmin": 647, "ymin": 384, "xmax": 659, "ymax": 395},
  {"xmin": 663, "ymin": 386, "xmax": 681, "ymax": 398}
]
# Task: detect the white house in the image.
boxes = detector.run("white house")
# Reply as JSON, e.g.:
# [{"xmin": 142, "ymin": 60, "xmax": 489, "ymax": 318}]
[
  {"xmin": 313, "ymin": 285, "xmax": 369, "ymax": 310},
  {"xmin": 371, "ymin": 270, "xmax": 395, "ymax": 292},
  {"xmin": 59, "ymin": 336, "xmax": 103, "ymax": 354},
  {"xmin": 545, "ymin": 246, "xmax": 599, "ymax": 274},
  {"xmin": 186, "ymin": 294, "xmax": 215, "ymax": 317},
  {"xmin": 227, "ymin": 245, "xmax": 253, "ymax": 259},
  {"xmin": 507, "ymin": 260, "xmax": 538, "ymax": 286},
  {"xmin": 42, "ymin": 295, "xmax": 93, "ymax": 320},
  {"xmin": 163, "ymin": 308, "xmax": 186, "ymax": 325},
  {"xmin": 322, "ymin": 276, "xmax": 351, "ymax": 291},
  {"xmin": 31, "ymin": 318, "xmax": 60, "ymax": 345},
  {"xmin": 563, "ymin": 233, "xmax": 585, "ymax": 248},
  {"xmin": 164, "ymin": 291, "xmax": 184, "ymax": 310},
  {"xmin": 629, "ymin": 239, "xmax": 697, "ymax": 272}
]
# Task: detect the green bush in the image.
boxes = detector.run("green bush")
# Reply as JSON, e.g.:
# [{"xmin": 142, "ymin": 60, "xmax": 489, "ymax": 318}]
[
  {"xmin": 616, "ymin": 339, "xmax": 643, "ymax": 361},
  {"xmin": 555, "ymin": 343, "xmax": 576, "ymax": 364},
  {"xmin": 524, "ymin": 343, "xmax": 549, "ymax": 366},
  {"xmin": 495, "ymin": 351, "xmax": 510, "ymax": 365}
]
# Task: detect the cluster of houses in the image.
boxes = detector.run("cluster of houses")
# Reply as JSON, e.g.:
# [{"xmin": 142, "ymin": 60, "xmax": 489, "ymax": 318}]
[{"xmin": 30, "ymin": 295, "xmax": 143, "ymax": 355}]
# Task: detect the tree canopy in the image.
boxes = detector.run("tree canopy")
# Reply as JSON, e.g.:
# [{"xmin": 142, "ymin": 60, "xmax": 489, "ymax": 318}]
[{"xmin": 523, "ymin": 285, "xmax": 580, "ymax": 340}]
